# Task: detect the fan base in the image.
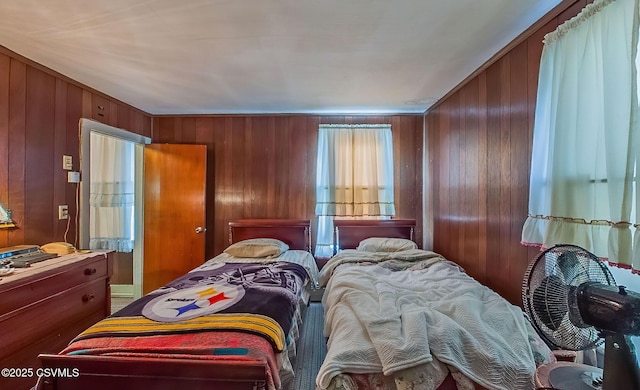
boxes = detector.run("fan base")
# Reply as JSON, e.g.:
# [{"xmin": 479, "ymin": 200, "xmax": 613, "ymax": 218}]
[{"xmin": 536, "ymin": 362, "xmax": 603, "ymax": 390}]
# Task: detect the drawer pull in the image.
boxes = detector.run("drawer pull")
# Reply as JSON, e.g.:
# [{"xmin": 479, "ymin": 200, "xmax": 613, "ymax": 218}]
[
  {"xmin": 84, "ymin": 268, "xmax": 97, "ymax": 275},
  {"xmin": 82, "ymin": 294, "xmax": 95, "ymax": 303}
]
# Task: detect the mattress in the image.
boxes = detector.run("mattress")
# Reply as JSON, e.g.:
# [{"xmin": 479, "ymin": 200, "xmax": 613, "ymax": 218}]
[
  {"xmin": 61, "ymin": 249, "xmax": 319, "ymax": 390},
  {"xmin": 317, "ymin": 249, "xmax": 555, "ymax": 390}
]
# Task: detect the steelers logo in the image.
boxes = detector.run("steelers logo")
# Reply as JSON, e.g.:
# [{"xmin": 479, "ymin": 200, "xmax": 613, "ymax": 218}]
[{"xmin": 142, "ymin": 282, "xmax": 245, "ymax": 322}]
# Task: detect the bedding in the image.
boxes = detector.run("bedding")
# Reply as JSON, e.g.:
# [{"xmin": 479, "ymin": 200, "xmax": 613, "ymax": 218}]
[
  {"xmin": 209, "ymin": 248, "xmax": 320, "ymax": 289},
  {"xmin": 59, "ymin": 249, "xmax": 318, "ymax": 390},
  {"xmin": 356, "ymin": 237, "xmax": 418, "ymax": 252},
  {"xmin": 224, "ymin": 238, "xmax": 290, "ymax": 258},
  {"xmin": 317, "ymin": 249, "xmax": 554, "ymax": 390}
]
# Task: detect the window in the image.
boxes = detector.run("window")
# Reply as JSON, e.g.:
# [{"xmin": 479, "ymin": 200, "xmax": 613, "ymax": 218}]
[
  {"xmin": 89, "ymin": 132, "xmax": 136, "ymax": 253},
  {"xmin": 522, "ymin": 0, "xmax": 640, "ymax": 275},
  {"xmin": 315, "ymin": 124, "xmax": 395, "ymax": 257},
  {"xmin": 523, "ymin": 0, "xmax": 640, "ymax": 364}
]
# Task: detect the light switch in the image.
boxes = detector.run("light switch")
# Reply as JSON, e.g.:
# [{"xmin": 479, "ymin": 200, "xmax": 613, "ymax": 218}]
[{"xmin": 63, "ymin": 155, "xmax": 73, "ymax": 170}]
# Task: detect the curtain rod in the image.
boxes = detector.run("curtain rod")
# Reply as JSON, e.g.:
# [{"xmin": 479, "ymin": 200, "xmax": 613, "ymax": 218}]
[{"xmin": 544, "ymin": 0, "xmax": 614, "ymax": 44}]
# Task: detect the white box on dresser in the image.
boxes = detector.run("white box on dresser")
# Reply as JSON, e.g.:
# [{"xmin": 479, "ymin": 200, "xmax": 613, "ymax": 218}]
[{"xmin": 0, "ymin": 251, "xmax": 113, "ymax": 390}]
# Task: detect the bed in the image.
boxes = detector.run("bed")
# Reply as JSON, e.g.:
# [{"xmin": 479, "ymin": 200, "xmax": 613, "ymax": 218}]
[
  {"xmin": 317, "ymin": 219, "xmax": 554, "ymax": 390},
  {"xmin": 36, "ymin": 219, "xmax": 319, "ymax": 390}
]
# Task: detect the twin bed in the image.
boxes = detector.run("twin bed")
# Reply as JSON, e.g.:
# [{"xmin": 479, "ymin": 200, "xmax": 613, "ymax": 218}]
[
  {"xmin": 36, "ymin": 218, "xmax": 553, "ymax": 390},
  {"xmin": 318, "ymin": 219, "xmax": 554, "ymax": 390},
  {"xmin": 37, "ymin": 219, "xmax": 318, "ymax": 390}
]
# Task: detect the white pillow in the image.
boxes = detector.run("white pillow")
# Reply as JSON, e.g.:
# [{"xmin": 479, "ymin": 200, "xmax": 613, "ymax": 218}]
[
  {"xmin": 356, "ymin": 237, "xmax": 417, "ymax": 252},
  {"xmin": 224, "ymin": 238, "xmax": 289, "ymax": 258}
]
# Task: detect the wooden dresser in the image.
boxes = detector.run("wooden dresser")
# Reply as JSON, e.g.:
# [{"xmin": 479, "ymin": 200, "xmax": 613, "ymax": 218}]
[{"xmin": 0, "ymin": 251, "xmax": 113, "ymax": 390}]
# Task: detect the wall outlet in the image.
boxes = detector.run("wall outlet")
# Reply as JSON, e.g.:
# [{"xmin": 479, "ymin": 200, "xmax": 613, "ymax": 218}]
[
  {"xmin": 58, "ymin": 205, "xmax": 69, "ymax": 220},
  {"xmin": 63, "ymin": 155, "xmax": 73, "ymax": 170}
]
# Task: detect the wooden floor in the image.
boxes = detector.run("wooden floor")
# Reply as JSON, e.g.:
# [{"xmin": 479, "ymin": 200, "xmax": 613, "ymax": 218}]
[{"xmin": 110, "ymin": 295, "xmax": 327, "ymax": 390}]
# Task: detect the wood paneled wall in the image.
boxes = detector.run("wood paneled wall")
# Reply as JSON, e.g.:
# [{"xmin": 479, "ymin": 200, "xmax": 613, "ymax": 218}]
[
  {"xmin": 426, "ymin": 0, "xmax": 590, "ymax": 305},
  {"xmin": 153, "ymin": 115, "xmax": 423, "ymax": 258},
  {"xmin": 0, "ymin": 46, "xmax": 152, "ymax": 249}
]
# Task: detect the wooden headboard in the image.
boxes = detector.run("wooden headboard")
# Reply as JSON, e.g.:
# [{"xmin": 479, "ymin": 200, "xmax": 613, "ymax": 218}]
[
  {"xmin": 334, "ymin": 219, "xmax": 416, "ymax": 253},
  {"xmin": 228, "ymin": 219, "xmax": 311, "ymax": 252}
]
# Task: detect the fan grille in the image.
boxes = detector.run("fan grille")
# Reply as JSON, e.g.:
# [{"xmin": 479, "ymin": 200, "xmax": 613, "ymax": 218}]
[{"xmin": 522, "ymin": 244, "xmax": 616, "ymax": 351}]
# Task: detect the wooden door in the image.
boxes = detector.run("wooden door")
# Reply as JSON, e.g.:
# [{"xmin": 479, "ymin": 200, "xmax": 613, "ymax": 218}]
[{"xmin": 143, "ymin": 144, "xmax": 207, "ymax": 294}]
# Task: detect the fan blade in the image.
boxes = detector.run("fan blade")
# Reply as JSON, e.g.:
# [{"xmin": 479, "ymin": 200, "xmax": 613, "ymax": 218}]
[{"xmin": 533, "ymin": 275, "xmax": 569, "ymax": 331}]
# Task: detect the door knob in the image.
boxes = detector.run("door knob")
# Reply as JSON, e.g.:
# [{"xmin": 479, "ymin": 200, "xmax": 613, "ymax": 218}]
[{"xmin": 195, "ymin": 227, "xmax": 205, "ymax": 233}]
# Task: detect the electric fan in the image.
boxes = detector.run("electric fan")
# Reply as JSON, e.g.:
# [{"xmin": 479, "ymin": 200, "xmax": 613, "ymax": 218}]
[{"xmin": 522, "ymin": 244, "xmax": 640, "ymax": 390}]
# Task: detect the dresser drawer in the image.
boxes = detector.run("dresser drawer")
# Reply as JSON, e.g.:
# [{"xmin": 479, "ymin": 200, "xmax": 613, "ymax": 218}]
[
  {"xmin": 0, "ymin": 310, "xmax": 105, "ymax": 390},
  {"xmin": 0, "ymin": 278, "xmax": 107, "ymax": 358},
  {"xmin": 0, "ymin": 254, "xmax": 108, "ymax": 315}
]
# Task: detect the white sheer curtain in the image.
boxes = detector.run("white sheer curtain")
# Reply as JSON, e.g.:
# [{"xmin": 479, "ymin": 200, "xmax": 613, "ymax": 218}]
[
  {"xmin": 315, "ymin": 124, "xmax": 395, "ymax": 257},
  {"xmin": 522, "ymin": 0, "xmax": 640, "ymax": 272},
  {"xmin": 89, "ymin": 132, "xmax": 135, "ymax": 252}
]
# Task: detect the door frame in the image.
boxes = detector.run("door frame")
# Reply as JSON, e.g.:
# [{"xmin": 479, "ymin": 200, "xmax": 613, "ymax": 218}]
[{"xmin": 79, "ymin": 118, "xmax": 151, "ymax": 299}]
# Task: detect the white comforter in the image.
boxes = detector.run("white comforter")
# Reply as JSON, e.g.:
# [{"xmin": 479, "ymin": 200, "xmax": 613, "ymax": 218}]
[{"xmin": 317, "ymin": 249, "xmax": 547, "ymax": 390}]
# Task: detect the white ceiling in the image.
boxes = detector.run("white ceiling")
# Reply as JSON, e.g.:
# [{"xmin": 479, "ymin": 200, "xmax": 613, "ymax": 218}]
[{"xmin": 0, "ymin": 1, "xmax": 562, "ymax": 115}]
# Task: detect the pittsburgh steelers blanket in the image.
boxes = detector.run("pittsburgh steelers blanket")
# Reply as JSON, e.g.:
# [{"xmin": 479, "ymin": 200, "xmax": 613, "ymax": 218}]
[{"xmin": 72, "ymin": 261, "xmax": 309, "ymax": 352}]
